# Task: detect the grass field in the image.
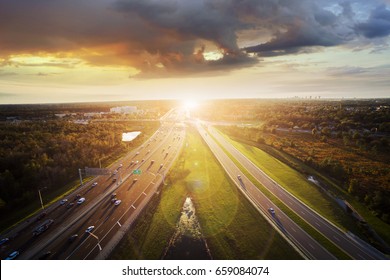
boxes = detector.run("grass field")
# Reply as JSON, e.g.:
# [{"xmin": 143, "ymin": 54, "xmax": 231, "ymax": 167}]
[
  {"xmin": 110, "ymin": 126, "xmax": 302, "ymax": 259},
  {"xmin": 217, "ymin": 130, "xmax": 359, "ymax": 232}
]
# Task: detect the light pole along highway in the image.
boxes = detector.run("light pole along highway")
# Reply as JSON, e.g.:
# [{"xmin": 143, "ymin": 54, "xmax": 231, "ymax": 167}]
[
  {"xmin": 196, "ymin": 122, "xmax": 335, "ymax": 260},
  {"xmin": 0, "ymin": 108, "xmax": 186, "ymax": 260},
  {"xmin": 202, "ymin": 122, "xmax": 387, "ymax": 260}
]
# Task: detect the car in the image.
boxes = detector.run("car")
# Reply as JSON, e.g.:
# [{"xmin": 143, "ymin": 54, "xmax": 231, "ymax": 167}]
[
  {"xmin": 92, "ymin": 182, "xmax": 98, "ymax": 187},
  {"xmin": 114, "ymin": 200, "xmax": 121, "ymax": 206},
  {"xmin": 141, "ymin": 159, "xmax": 145, "ymax": 163},
  {"xmin": 118, "ymin": 164, "xmax": 123, "ymax": 169},
  {"xmin": 66, "ymin": 202, "xmax": 74, "ymax": 209},
  {"xmin": 133, "ymin": 178, "xmax": 138, "ymax": 183},
  {"xmin": 268, "ymin": 208, "xmax": 275, "ymax": 215},
  {"xmin": 60, "ymin": 199, "xmax": 68, "ymax": 205},
  {"xmin": 113, "ymin": 170, "xmax": 118, "ymax": 175},
  {"xmin": 130, "ymin": 161, "xmax": 134, "ymax": 165},
  {"xmin": 77, "ymin": 197, "xmax": 85, "ymax": 204},
  {"xmin": 68, "ymin": 234, "xmax": 78, "ymax": 242},
  {"xmin": 39, "ymin": 251, "xmax": 52, "ymax": 260},
  {"xmin": 237, "ymin": 175, "xmax": 241, "ymax": 180},
  {"xmin": 0, "ymin": 237, "xmax": 10, "ymax": 246},
  {"xmin": 159, "ymin": 163, "xmax": 163, "ymax": 169},
  {"xmin": 150, "ymin": 160, "xmax": 155, "ymax": 164},
  {"xmin": 135, "ymin": 160, "xmax": 139, "ymax": 164},
  {"xmin": 111, "ymin": 198, "xmax": 117, "ymax": 203},
  {"xmin": 75, "ymin": 194, "xmax": 81, "ymax": 200},
  {"xmin": 33, "ymin": 219, "xmax": 54, "ymax": 236},
  {"xmin": 85, "ymin": 226, "xmax": 95, "ymax": 233},
  {"xmin": 111, "ymin": 193, "xmax": 117, "ymax": 198},
  {"xmin": 112, "ymin": 178, "xmax": 117, "ymax": 182},
  {"xmin": 5, "ymin": 250, "xmax": 19, "ymax": 260},
  {"xmin": 36, "ymin": 211, "xmax": 47, "ymax": 221},
  {"xmin": 135, "ymin": 152, "xmax": 140, "ymax": 156}
]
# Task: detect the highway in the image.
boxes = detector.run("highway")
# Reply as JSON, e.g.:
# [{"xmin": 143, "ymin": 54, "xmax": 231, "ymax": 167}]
[
  {"xmin": 203, "ymin": 123, "xmax": 387, "ymax": 260},
  {"xmin": 0, "ymin": 109, "xmax": 186, "ymax": 260},
  {"xmin": 196, "ymin": 122, "xmax": 335, "ymax": 260},
  {"xmin": 1, "ymin": 107, "xmax": 386, "ymax": 260}
]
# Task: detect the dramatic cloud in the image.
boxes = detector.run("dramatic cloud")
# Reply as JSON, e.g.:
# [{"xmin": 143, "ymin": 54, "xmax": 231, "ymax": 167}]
[
  {"xmin": 355, "ymin": 5, "xmax": 390, "ymax": 38},
  {"xmin": 0, "ymin": 0, "xmax": 389, "ymax": 77}
]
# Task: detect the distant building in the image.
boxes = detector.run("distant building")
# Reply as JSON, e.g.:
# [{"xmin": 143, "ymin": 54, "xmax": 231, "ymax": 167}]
[
  {"xmin": 83, "ymin": 112, "xmax": 103, "ymax": 117},
  {"xmin": 73, "ymin": 120, "xmax": 89, "ymax": 125},
  {"xmin": 110, "ymin": 106, "xmax": 138, "ymax": 114}
]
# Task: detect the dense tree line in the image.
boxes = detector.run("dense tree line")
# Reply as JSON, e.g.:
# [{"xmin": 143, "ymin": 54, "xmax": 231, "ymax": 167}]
[
  {"xmin": 216, "ymin": 99, "xmax": 390, "ymax": 224},
  {"xmin": 0, "ymin": 119, "xmax": 159, "ymax": 221}
]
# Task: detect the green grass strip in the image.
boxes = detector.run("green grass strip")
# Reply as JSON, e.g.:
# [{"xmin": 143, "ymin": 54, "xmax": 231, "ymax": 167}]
[
  {"xmin": 208, "ymin": 128, "xmax": 351, "ymax": 259},
  {"xmin": 110, "ymin": 126, "xmax": 302, "ymax": 259}
]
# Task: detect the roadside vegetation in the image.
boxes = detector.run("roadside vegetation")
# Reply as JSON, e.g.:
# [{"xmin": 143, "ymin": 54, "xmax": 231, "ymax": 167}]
[
  {"xmin": 193, "ymin": 99, "xmax": 389, "ymax": 226},
  {"xmin": 217, "ymin": 130, "xmax": 359, "ymax": 231},
  {"xmin": 110, "ymin": 126, "xmax": 302, "ymax": 259},
  {"xmin": 0, "ymin": 101, "xmax": 169, "ymax": 232}
]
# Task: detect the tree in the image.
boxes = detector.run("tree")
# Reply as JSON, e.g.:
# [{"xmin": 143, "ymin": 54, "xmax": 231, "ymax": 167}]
[{"xmin": 348, "ymin": 179, "xmax": 359, "ymax": 195}]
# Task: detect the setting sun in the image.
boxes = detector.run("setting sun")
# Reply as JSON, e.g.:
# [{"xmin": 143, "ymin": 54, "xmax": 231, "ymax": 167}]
[{"xmin": 183, "ymin": 100, "xmax": 199, "ymax": 110}]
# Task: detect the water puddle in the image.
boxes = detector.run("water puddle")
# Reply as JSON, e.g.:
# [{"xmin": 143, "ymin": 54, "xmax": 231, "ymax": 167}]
[{"xmin": 163, "ymin": 197, "xmax": 212, "ymax": 259}]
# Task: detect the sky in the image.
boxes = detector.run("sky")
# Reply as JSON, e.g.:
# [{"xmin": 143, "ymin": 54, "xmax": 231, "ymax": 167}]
[{"xmin": 0, "ymin": 0, "xmax": 390, "ymax": 104}]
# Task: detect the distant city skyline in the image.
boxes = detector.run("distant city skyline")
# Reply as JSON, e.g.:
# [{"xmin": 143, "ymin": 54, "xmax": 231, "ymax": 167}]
[{"xmin": 1, "ymin": 0, "xmax": 390, "ymax": 104}]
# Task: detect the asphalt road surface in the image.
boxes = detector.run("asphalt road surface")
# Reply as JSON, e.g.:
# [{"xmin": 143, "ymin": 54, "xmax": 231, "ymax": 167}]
[
  {"xmin": 196, "ymin": 122, "xmax": 335, "ymax": 260},
  {"xmin": 0, "ymin": 109, "xmax": 186, "ymax": 260},
  {"xmin": 204, "ymin": 123, "xmax": 387, "ymax": 260}
]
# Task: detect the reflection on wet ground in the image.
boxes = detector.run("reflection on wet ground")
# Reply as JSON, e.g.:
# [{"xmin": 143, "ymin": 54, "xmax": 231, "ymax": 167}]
[{"xmin": 163, "ymin": 197, "xmax": 212, "ymax": 260}]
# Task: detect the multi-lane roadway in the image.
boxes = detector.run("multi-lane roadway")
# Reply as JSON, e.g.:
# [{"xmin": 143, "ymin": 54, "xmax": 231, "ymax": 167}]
[
  {"xmin": 196, "ymin": 123, "xmax": 335, "ymax": 259},
  {"xmin": 0, "ymin": 109, "xmax": 186, "ymax": 260},
  {"xmin": 199, "ymin": 122, "xmax": 387, "ymax": 260},
  {"xmin": 1, "ymin": 107, "xmax": 386, "ymax": 260}
]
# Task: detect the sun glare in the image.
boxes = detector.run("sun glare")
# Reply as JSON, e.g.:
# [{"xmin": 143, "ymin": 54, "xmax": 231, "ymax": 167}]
[{"xmin": 183, "ymin": 100, "xmax": 199, "ymax": 110}]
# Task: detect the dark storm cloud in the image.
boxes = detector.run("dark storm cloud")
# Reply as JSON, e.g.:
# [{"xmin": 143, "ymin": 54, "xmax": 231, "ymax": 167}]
[
  {"xmin": 355, "ymin": 5, "xmax": 390, "ymax": 38},
  {"xmin": 0, "ymin": 0, "xmax": 389, "ymax": 76},
  {"xmin": 244, "ymin": 23, "xmax": 343, "ymax": 57}
]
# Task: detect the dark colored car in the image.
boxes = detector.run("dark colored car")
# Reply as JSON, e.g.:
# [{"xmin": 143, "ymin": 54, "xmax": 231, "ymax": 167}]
[
  {"xmin": 39, "ymin": 251, "xmax": 52, "ymax": 260},
  {"xmin": 0, "ymin": 237, "xmax": 10, "ymax": 246},
  {"xmin": 68, "ymin": 234, "xmax": 78, "ymax": 242},
  {"xmin": 36, "ymin": 212, "xmax": 47, "ymax": 221}
]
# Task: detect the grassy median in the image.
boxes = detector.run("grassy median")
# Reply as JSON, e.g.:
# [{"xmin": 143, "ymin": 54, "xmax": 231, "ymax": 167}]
[
  {"xmin": 217, "ymin": 130, "xmax": 360, "ymax": 232},
  {"xmin": 110, "ymin": 126, "xmax": 302, "ymax": 259}
]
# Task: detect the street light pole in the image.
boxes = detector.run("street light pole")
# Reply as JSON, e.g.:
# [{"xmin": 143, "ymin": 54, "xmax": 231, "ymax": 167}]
[{"xmin": 38, "ymin": 189, "xmax": 44, "ymax": 210}]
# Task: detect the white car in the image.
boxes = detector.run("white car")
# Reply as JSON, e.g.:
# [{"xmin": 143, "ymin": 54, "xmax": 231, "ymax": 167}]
[
  {"xmin": 60, "ymin": 199, "xmax": 68, "ymax": 205},
  {"xmin": 268, "ymin": 208, "xmax": 275, "ymax": 215},
  {"xmin": 114, "ymin": 200, "xmax": 121, "ymax": 206},
  {"xmin": 237, "ymin": 175, "xmax": 241, "ymax": 180},
  {"xmin": 77, "ymin": 197, "xmax": 85, "ymax": 204},
  {"xmin": 92, "ymin": 182, "xmax": 98, "ymax": 187},
  {"xmin": 85, "ymin": 226, "xmax": 94, "ymax": 233}
]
